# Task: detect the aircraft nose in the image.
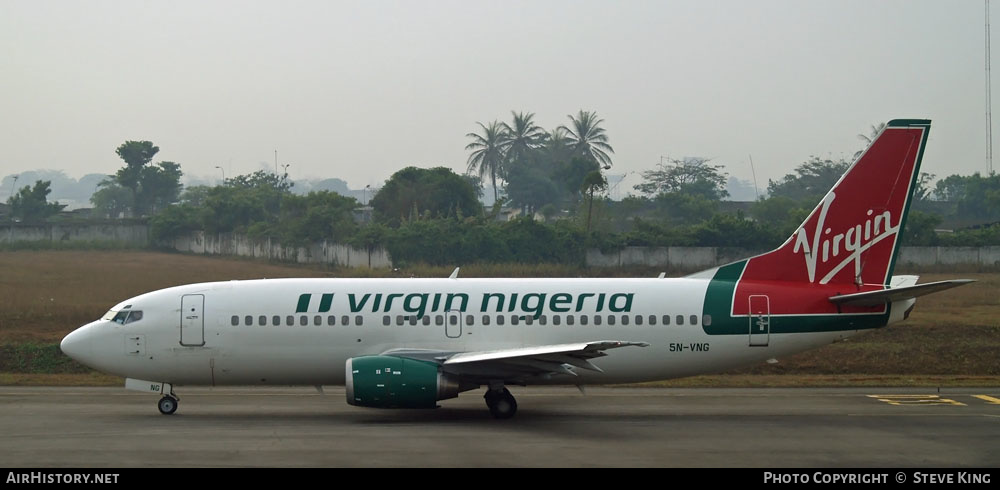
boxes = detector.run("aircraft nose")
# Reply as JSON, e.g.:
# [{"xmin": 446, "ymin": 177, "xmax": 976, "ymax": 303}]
[{"xmin": 60, "ymin": 325, "xmax": 94, "ymax": 365}]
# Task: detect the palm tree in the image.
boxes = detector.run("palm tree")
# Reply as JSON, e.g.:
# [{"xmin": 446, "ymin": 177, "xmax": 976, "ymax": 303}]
[
  {"xmin": 541, "ymin": 127, "xmax": 572, "ymax": 164},
  {"xmin": 581, "ymin": 170, "xmax": 608, "ymax": 233},
  {"xmin": 560, "ymin": 110, "xmax": 615, "ymax": 169},
  {"xmin": 502, "ymin": 111, "xmax": 546, "ymax": 168},
  {"xmin": 855, "ymin": 122, "xmax": 887, "ymax": 159},
  {"xmin": 857, "ymin": 122, "xmax": 887, "ymax": 146},
  {"xmin": 465, "ymin": 120, "xmax": 508, "ymax": 203}
]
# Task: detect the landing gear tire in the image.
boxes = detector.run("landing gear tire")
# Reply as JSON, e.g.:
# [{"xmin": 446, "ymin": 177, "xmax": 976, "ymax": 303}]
[
  {"xmin": 158, "ymin": 395, "xmax": 178, "ymax": 415},
  {"xmin": 485, "ymin": 388, "xmax": 517, "ymax": 419}
]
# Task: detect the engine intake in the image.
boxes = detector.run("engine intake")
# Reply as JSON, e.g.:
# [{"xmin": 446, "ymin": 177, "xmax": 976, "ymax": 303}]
[{"xmin": 346, "ymin": 356, "xmax": 462, "ymax": 408}]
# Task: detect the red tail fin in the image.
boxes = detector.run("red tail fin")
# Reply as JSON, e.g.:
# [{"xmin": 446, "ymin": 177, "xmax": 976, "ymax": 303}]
[{"xmin": 731, "ymin": 119, "xmax": 930, "ymax": 315}]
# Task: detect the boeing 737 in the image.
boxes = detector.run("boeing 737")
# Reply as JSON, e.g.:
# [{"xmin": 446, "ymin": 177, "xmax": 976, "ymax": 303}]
[{"xmin": 60, "ymin": 119, "xmax": 971, "ymax": 418}]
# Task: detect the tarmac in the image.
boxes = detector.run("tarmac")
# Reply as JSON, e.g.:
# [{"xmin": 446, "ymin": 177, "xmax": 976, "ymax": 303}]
[{"xmin": 0, "ymin": 386, "xmax": 998, "ymax": 467}]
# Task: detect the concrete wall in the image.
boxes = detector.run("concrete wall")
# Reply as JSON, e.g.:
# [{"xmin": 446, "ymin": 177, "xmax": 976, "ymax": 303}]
[
  {"xmin": 4, "ymin": 222, "xmax": 998, "ymax": 270},
  {"xmin": 898, "ymin": 246, "xmax": 1000, "ymax": 267},
  {"xmin": 586, "ymin": 246, "xmax": 765, "ymax": 269},
  {"xmin": 586, "ymin": 246, "xmax": 1000, "ymax": 269},
  {"xmin": 3, "ymin": 223, "xmax": 149, "ymax": 246},
  {"xmin": 172, "ymin": 231, "xmax": 391, "ymax": 268}
]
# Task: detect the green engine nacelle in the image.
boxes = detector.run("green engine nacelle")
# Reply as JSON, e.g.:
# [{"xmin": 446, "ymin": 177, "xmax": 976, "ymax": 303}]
[{"xmin": 346, "ymin": 356, "xmax": 461, "ymax": 409}]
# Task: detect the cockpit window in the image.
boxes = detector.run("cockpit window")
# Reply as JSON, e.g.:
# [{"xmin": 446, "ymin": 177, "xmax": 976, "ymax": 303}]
[
  {"xmin": 112, "ymin": 310, "xmax": 143, "ymax": 325},
  {"xmin": 102, "ymin": 304, "xmax": 132, "ymax": 321}
]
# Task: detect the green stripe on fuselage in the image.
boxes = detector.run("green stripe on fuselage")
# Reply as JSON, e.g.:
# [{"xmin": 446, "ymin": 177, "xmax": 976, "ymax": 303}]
[
  {"xmin": 295, "ymin": 294, "xmax": 312, "ymax": 313},
  {"xmin": 701, "ymin": 260, "xmax": 890, "ymax": 335}
]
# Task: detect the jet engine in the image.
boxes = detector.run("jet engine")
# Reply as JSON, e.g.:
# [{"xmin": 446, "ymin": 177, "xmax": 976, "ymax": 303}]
[{"xmin": 345, "ymin": 356, "xmax": 466, "ymax": 408}]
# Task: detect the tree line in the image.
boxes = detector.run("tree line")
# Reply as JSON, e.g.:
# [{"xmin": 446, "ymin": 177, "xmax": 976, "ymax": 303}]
[{"xmin": 6, "ymin": 120, "xmax": 1000, "ymax": 265}]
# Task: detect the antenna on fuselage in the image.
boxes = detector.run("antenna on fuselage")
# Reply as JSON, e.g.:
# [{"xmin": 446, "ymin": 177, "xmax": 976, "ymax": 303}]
[{"xmin": 449, "ymin": 267, "xmax": 460, "ymax": 279}]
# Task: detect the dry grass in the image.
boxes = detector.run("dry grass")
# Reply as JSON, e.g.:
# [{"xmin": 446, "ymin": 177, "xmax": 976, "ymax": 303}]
[
  {"xmin": 0, "ymin": 251, "xmax": 997, "ymax": 384},
  {"xmin": 725, "ymin": 272, "xmax": 1000, "ymax": 376},
  {"xmin": 0, "ymin": 251, "xmax": 756, "ymax": 343},
  {"xmin": 0, "ymin": 251, "xmax": 337, "ymax": 343},
  {"xmin": 0, "ymin": 373, "xmax": 122, "ymax": 386}
]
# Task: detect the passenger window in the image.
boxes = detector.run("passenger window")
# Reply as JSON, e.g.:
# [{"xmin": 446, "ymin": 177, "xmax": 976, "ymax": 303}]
[
  {"xmin": 525, "ymin": 315, "xmax": 533, "ymax": 325},
  {"xmin": 355, "ymin": 315, "xmax": 363, "ymax": 326},
  {"xmin": 466, "ymin": 315, "xmax": 474, "ymax": 325},
  {"xmin": 245, "ymin": 315, "xmax": 253, "ymax": 326},
  {"xmin": 539, "ymin": 315, "xmax": 547, "ymax": 325},
  {"xmin": 435, "ymin": 315, "xmax": 444, "ymax": 326},
  {"xmin": 422, "ymin": 316, "xmax": 431, "ymax": 326},
  {"xmin": 299, "ymin": 316, "xmax": 308, "ymax": 326},
  {"xmin": 496, "ymin": 315, "xmax": 505, "ymax": 326},
  {"xmin": 449, "ymin": 316, "xmax": 458, "ymax": 326},
  {"xmin": 690, "ymin": 315, "xmax": 698, "ymax": 325},
  {"xmin": 511, "ymin": 315, "xmax": 519, "ymax": 326},
  {"xmin": 409, "ymin": 316, "xmax": 417, "ymax": 326},
  {"xmin": 622, "ymin": 315, "xmax": 629, "ymax": 326},
  {"xmin": 341, "ymin": 315, "xmax": 349, "ymax": 325},
  {"xmin": 231, "ymin": 315, "xmax": 239, "ymax": 326},
  {"xmin": 635, "ymin": 315, "xmax": 642, "ymax": 326},
  {"xmin": 272, "ymin": 315, "xmax": 280, "ymax": 326},
  {"xmin": 286, "ymin": 315, "xmax": 294, "ymax": 326},
  {"xmin": 314, "ymin": 315, "xmax": 322, "ymax": 326},
  {"xmin": 328, "ymin": 315, "xmax": 336, "ymax": 326},
  {"xmin": 482, "ymin": 315, "xmax": 491, "ymax": 326},
  {"xmin": 649, "ymin": 315, "xmax": 657, "ymax": 325},
  {"xmin": 594, "ymin": 315, "xmax": 602, "ymax": 326},
  {"xmin": 396, "ymin": 315, "xmax": 404, "ymax": 326},
  {"xmin": 704, "ymin": 314, "xmax": 712, "ymax": 326},
  {"xmin": 607, "ymin": 315, "xmax": 615, "ymax": 326},
  {"xmin": 383, "ymin": 316, "xmax": 390, "ymax": 326},
  {"xmin": 259, "ymin": 315, "xmax": 266, "ymax": 326},
  {"xmin": 580, "ymin": 315, "xmax": 588, "ymax": 325},
  {"xmin": 663, "ymin": 315, "xmax": 671, "ymax": 326},
  {"xmin": 676, "ymin": 315, "xmax": 684, "ymax": 325},
  {"xmin": 567, "ymin": 315, "xmax": 575, "ymax": 325},
  {"xmin": 553, "ymin": 315, "xmax": 561, "ymax": 326}
]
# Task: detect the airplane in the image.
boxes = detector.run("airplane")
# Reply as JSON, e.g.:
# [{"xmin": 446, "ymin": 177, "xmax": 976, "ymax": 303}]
[{"xmin": 60, "ymin": 119, "xmax": 972, "ymax": 419}]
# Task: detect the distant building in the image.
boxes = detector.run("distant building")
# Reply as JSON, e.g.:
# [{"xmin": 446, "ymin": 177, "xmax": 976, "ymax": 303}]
[{"xmin": 352, "ymin": 205, "xmax": 373, "ymax": 224}]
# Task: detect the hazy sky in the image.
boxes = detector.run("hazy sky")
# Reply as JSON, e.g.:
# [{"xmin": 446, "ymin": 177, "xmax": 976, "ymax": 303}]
[{"xmin": 1, "ymin": 0, "xmax": 995, "ymax": 198}]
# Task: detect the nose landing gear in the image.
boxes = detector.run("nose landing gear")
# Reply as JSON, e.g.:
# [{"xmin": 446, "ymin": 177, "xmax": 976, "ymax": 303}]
[{"xmin": 158, "ymin": 394, "xmax": 179, "ymax": 415}]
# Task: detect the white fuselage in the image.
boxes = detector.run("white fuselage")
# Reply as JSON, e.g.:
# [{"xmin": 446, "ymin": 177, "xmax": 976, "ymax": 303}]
[{"xmin": 61, "ymin": 277, "xmax": 882, "ymax": 387}]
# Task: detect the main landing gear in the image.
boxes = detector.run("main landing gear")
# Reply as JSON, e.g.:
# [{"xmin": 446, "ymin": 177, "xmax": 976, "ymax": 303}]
[
  {"xmin": 484, "ymin": 385, "xmax": 517, "ymax": 419},
  {"xmin": 158, "ymin": 394, "xmax": 179, "ymax": 415}
]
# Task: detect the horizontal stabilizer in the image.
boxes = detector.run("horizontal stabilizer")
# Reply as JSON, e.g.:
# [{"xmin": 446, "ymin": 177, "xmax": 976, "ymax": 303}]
[{"xmin": 828, "ymin": 279, "xmax": 974, "ymax": 307}]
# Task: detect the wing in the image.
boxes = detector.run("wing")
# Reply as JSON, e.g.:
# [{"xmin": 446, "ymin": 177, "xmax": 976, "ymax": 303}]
[
  {"xmin": 828, "ymin": 279, "xmax": 974, "ymax": 307},
  {"xmin": 380, "ymin": 340, "xmax": 648, "ymax": 383}
]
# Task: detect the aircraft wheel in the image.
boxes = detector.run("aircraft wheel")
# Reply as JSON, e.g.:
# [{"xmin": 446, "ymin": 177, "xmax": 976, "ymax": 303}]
[
  {"xmin": 485, "ymin": 388, "xmax": 517, "ymax": 419},
  {"xmin": 158, "ymin": 395, "xmax": 178, "ymax": 415}
]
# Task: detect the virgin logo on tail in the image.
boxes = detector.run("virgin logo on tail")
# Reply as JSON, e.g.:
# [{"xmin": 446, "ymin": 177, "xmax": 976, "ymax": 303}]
[
  {"xmin": 791, "ymin": 191, "xmax": 898, "ymax": 285},
  {"xmin": 730, "ymin": 120, "xmax": 928, "ymax": 315}
]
